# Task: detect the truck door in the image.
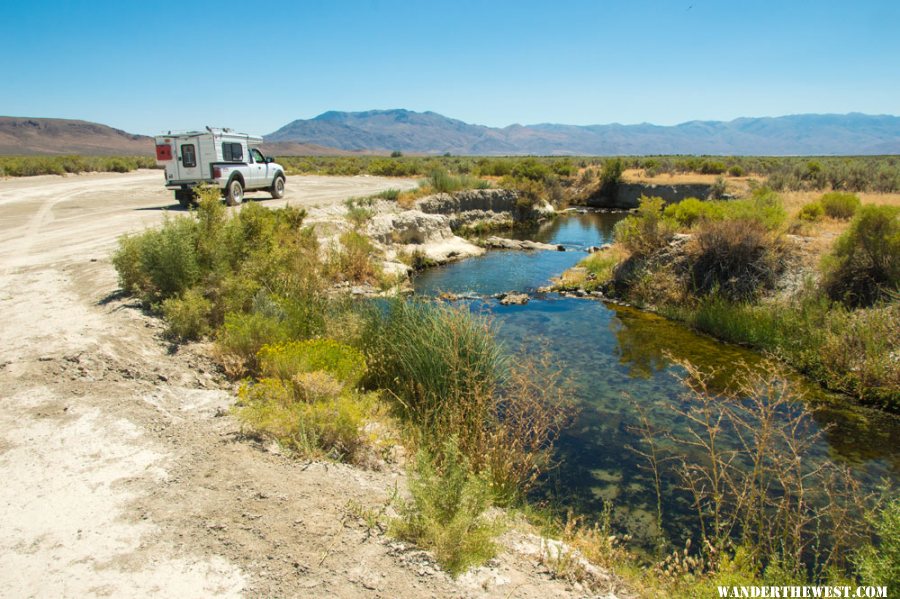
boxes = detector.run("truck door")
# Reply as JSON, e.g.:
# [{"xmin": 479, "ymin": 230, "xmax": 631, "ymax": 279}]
[
  {"xmin": 249, "ymin": 147, "xmax": 267, "ymax": 190},
  {"xmin": 176, "ymin": 136, "xmax": 202, "ymax": 182}
]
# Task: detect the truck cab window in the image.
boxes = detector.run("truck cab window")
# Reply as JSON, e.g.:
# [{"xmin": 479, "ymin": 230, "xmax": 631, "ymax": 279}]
[
  {"xmin": 222, "ymin": 142, "xmax": 243, "ymax": 162},
  {"xmin": 250, "ymin": 149, "xmax": 265, "ymax": 163},
  {"xmin": 181, "ymin": 144, "xmax": 196, "ymax": 167}
]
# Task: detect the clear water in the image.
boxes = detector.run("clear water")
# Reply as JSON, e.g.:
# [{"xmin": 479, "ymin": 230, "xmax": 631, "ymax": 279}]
[{"xmin": 412, "ymin": 214, "xmax": 900, "ymax": 543}]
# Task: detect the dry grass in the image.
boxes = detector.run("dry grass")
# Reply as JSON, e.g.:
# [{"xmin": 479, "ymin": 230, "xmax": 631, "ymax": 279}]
[
  {"xmin": 782, "ymin": 190, "xmax": 900, "ymax": 214},
  {"xmin": 784, "ymin": 190, "xmax": 900, "ymax": 266},
  {"xmin": 620, "ymin": 168, "xmax": 759, "ymax": 188}
]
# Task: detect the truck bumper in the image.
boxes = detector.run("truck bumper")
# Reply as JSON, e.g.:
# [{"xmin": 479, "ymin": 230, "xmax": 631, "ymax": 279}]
[{"xmin": 165, "ymin": 180, "xmax": 223, "ymax": 191}]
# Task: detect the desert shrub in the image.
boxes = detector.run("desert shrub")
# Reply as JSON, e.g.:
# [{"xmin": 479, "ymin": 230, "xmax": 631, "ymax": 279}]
[
  {"xmin": 0, "ymin": 155, "xmax": 157, "ymax": 177},
  {"xmin": 498, "ymin": 176, "xmax": 545, "ymax": 207},
  {"xmin": 873, "ymin": 165, "xmax": 900, "ymax": 193},
  {"xmin": 112, "ymin": 194, "xmax": 260, "ymax": 304},
  {"xmin": 600, "ymin": 157, "xmax": 623, "ymax": 187},
  {"xmin": 327, "ymin": 230, "xmax": 383, "ymax": 284},
  {"xmin": 699, "ymin": 160, "xmax": 727, "ymax": 175},
  {"xmin": 391, "ymin": 438, "xmax": 499, "ymax": 576},
  {"xmin": 822, "ymin": 205, "xmax": 900, "ymax": 307},
  {"xmin": 133, "ymin": 216, "xmax": 201, "ymax": 301},
  {"xmin": 375, "ymin": 188, "xmax": 400, "ymax": 201},
  {"xmin": 473, "ymin": 158, "xmax": 513, "ymax": 178},
  {"xmin": 660, "ymin": 189, "xmax": 785, "ymax": 232},
  {"xmin": 215, "ymin": 311, "xmax": 292, "ymax": 375},
  {"xmin": 161, "ymin": 288, "xmax": 212, "ymax": 341},
  {"xmin": 396, "ymin": 248, "xmax": 438, "ymax": 271},
  {"xmin": 257, "ymin": 339, "xmax": 367, "ymax": 389},
  {"xmin": 111, "ymin": 233, "xmax": 152, "ymax": 294},
  {"xmin": 819, "ymin": 192, "xmax": 861, "ymax": 220},
  {"xmin": 367, "ymin": 158, "xmax": 419, "ymax": 177},
  {"xmin": 797, "ymin": 201, "xmax": 824, "ymax": 221},
  {"xmin": 510, "ymin": 158, "xmax": 551, "ymax": 182},
  {"xmin": 689, "ymin": 219, "xmax": 785, "ymax": 301},
  {"xmin": 345, "ymin": 205, "xmax": 374, "ymax": 229},
  {"xmin": 728, "ymin": 165, "xmax": 745, "ymax": 177},
  {"xmin": 614, "ymin": 196, "xmax": 674, "ymax": 257},
  {"xmin": 854, "ymin": 497, "xmax": 900, "ymax": 590},
  {"xmin": 234, "ymin": 376, "xmax": 378, "ymax": 462},
  {"xmin": 722, "ymin": 187, "xmax": 786, "ymax": 230},
  {"xmin": 551, "ymin": 158, "xmax": 576, "ymax": 177},
  {"xmin": 709, "ymin": 176, "xmax": 728, "ymax": 199},
  {"xmin": 663, "ymin": 197, "xmax": 711, "ymax": 227}
]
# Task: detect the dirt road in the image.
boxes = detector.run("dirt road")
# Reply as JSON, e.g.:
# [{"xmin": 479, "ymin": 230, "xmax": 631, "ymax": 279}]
[{"xmin": 0, "ymin": 171, "xmax": 605, "ymax": 598}]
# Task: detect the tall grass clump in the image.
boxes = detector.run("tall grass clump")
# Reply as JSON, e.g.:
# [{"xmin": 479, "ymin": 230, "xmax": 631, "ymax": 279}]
[
  {"xmin": 391, "ymin": 438, "xmax": 499, "ymax": 576},
  {"xmin": 360, "ymin": 299, "xmax": 571, "ymax": 503},
  {"xmin": 679, "ymin": 294, "xmax": 899, "ymax": 409},
  {"xmin": 428, "ymin": 169, "xmax": 490, "ymax": 193},
  {"xmin": 360, "ymin": 299, "xmax": 504, "ymax": 439}
]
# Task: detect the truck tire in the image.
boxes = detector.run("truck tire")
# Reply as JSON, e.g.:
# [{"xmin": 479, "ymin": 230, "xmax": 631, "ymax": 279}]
[
  {"xmin": 270, "ymin": 175, "xmax": 285, "ymax": 199},
  {"xmin": 175, "ymin": 189, "xmax": 194, "ymax": 209},
  {"xmin": 225, "ymin": 178, "xmax": 244, "ymax": 206}
]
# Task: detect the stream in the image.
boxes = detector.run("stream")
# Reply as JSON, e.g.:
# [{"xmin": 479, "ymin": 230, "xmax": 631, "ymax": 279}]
[{"xmin": 412, "ymin": 212, "xmax": 900, "ymax": 545}]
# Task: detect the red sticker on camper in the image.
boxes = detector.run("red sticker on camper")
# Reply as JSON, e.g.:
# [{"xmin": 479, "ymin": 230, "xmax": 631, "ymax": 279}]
[{"xmin": 155, "ymin": 144, "xmax": 173, "ymax": 161}]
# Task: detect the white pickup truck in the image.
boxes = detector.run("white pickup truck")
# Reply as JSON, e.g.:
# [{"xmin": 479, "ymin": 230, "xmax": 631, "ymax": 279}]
[{"xmin": 154, "ymin": 128, "xmax": 286, "ymax": 207}]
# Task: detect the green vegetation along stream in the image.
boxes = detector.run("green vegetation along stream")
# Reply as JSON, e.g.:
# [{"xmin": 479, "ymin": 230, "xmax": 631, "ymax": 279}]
[{"xmin": 412, "ymin": 213, "xmax": 900, "ymax": 546}]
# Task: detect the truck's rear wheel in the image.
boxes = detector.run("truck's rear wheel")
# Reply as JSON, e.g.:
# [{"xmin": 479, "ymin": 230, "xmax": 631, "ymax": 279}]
[
  {"xmin": 225, "ymin": 179, "xmax": 243, "ymax": 206},
  {"xmin": 175, "ymin": 189, "xmax": 194, "ymax": 209},
  {"xmin": 270, "ymin": 175, "xmax": 285, "ymax": 199}
]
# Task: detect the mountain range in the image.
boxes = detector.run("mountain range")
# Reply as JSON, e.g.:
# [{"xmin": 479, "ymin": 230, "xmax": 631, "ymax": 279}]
[
  {"xmin": 266, "ymin": 110, "xmax": 900, "ymax": 156},
  {"xmin": 2, "ymin": 111, "xmax": 899, "ymax": 156},
  {"xmin": 0, "ymin": 117, "xmax": 153, "ymax": 155}
]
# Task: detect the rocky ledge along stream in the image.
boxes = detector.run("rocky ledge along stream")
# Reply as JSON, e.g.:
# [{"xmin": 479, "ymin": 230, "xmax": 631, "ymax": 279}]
[{"xmin": 364, "ymin": 188, "xmax": 557, "ymax": 272}]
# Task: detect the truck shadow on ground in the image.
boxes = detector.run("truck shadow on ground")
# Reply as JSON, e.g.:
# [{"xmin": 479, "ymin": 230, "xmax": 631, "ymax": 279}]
[{"xmin": 133, "ymin": 203, "xmax": 186, "ymax": 212}]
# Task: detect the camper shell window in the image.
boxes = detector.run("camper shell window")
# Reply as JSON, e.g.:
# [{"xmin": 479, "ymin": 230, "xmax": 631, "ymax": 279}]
[
  {"xmin": 181, "ymin": 144, "xmax": 196, "ymax": 167},
  {"xmin": 222, "ymin": 142, "xmax": 244, "ymax": 162}
]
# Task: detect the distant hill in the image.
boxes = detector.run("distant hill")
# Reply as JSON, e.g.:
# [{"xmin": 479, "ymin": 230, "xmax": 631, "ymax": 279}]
[
  {"xmin": 0, "ymin": 117, "xmax": 155, "ymax": 155},
  {"xmin": 266, "ymin": 109, "xmax": 900, "ymax": 156},
  {"xmin": 260, "ymin": 141, "xmax": 377, "ymax": 156}
]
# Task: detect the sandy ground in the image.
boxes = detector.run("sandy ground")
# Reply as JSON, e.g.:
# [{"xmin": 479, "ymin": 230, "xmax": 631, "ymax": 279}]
[{"xmin": 0, "ymin": 170, "xmax": 617, "ymax": 598}]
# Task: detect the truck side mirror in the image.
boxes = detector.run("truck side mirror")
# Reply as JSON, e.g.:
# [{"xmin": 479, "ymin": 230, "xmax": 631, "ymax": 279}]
[{"xmin": 265, "ymin": 157, "xmax": 274, "ymax": 164}]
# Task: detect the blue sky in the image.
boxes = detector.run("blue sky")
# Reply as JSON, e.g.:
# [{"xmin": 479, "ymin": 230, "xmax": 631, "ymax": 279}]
[{"xmin": 1, "ymin": 0, "xmax": 898, "ymax": 135}]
